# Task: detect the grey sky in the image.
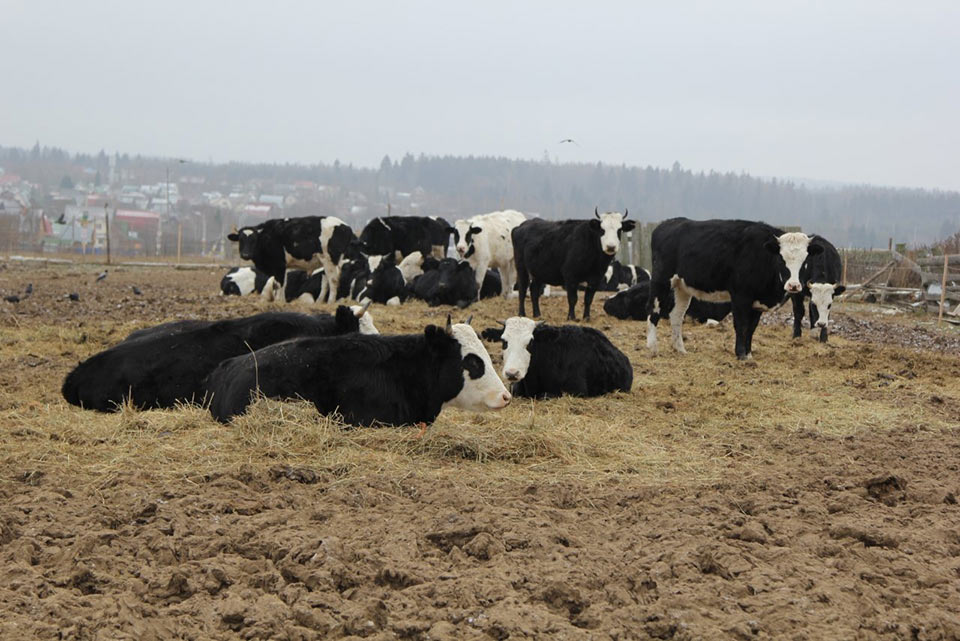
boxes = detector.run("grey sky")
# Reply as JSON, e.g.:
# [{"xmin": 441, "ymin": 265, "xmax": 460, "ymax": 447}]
[{"xmin": 2, "ymin": 1, "xmax": 957, "ymax": 190}]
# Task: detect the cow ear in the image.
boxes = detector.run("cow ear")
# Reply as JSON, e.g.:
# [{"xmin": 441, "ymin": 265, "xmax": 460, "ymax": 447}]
[
  {"xmin": 227, "ymin": 233, "xmax": 239, "ymax": 241},
  {"xmin": 807, "ymin": 243, "xmax": 824, "ymax": 256},
  {"xmin": 480, "ymin": 327, "xmax": 503, "ymax": 342},
  {"xmin": 424, "ymin": 324, "xmax": 448, "ymax": 348},
  {"xmin": 589, "ymin": 219, "xmax": 602, "ymax": 231},
  {"xmin": 534, "ymin": 324, "xmax": 560, "ymax": 342},
  {"xmin": 621, "ymin": 220, "xmax": 636, "ymax": 232},
  {"xmin": 469, "ymin": 226, "xmax": 482, "ymax": 235},
  {"xmin": 763, "ymin": 238, "xmax": 780, "ymax": 254},
  {"xmin": 445, "ymin": 226, "xmax": 456, "ymax": 234},
  {"xmin": 834, "ymin": 285, "xmax": 846, "ymax": 295}
]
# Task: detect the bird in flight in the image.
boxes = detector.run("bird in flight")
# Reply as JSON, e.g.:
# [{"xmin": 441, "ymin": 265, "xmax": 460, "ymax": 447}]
[{"xmin": 558, "ymin": 138, "xmax": 580, "ymax": 146}]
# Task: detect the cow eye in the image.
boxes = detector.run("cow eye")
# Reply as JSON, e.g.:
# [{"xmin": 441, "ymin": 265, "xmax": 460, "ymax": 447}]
[
  {"xmin": 501, "ymin": 340, "xmax": 508, "ymax": 349},
  {"xmin": 462, "ymin": 353, "xmax": 485, "ymax": 380}
]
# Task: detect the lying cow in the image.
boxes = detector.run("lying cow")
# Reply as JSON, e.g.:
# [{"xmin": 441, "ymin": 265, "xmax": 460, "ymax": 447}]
[
  {"xmin": 62, "ymin": 305, "xmax": 376, "ymax": 412},
  {"xmin": 408, "ymin": 258, "xmax": 479, "ymax": 308},
  {"xmin": 791, "ymin": 236, "xmax": 844, "ymax": 343},
  {"xmin": 220, "ymin": 266, "xmax": 271, "ymax": 296},
  {"xmin": 360, "ymin": 253, "xmax": 407, "ymax": 305},
  {"xmin": 206, "ymin": 316, "xmax": 510, "ymax": 425},
  {"xmin": 604, "ymin": 282, "xmax": 731, "ymax": 324},
  {"xmin": 481, "ymin": 317, "xmax": 632, "ymax": 398}
]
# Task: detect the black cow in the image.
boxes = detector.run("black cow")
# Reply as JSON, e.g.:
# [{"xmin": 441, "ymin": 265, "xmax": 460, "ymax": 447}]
[
  {"xmin": 283, "ymin": 269, "xmax": 326, "ymax": 303},
  {"xmin": 513, "ymin": 209, "xmax": 635, "ymax": 320},
  {"xmin": 480, "ymin": 269, "xmax": 502, "ymax": 299},
  {"xmin": 791, "ymin": 236, "xmax": 845, "ymax": 342},
  {"xmin": 220, "ymin": 266, "xmax": 271, "ymax": 296},
  {"xmin": 407, "ymin": 258, "xmax": 478, "ymax": 307},
  {"xmin": 603, "ymin": 282, "xmax": 731, "ymax": 323},
  {"xmin": 358, "ymin": 216, "xmax": 450, "ymax": 259},
  {"xmin": 360, "ymin": 253, "xmax": 408, "ymax": 304},
  {"xmin": 62, "ymin": 306, "xmax": 373, "ymax": 412},
  {"xmin": 646, "ymin": 217, "xmax": 821, "ymax": 360},
  {"xmin": 481, "ymin": 317, "xmax": 632, "ymax": 398},
  {"xmin": 206, "ymin": 316, "xmax": 510, "ymax": 424}
]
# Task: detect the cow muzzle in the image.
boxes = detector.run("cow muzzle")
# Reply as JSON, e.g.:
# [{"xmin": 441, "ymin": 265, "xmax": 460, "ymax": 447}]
[
  {"xmin": 490, "ymin": 390, "xmax": 512, "ymax": 409},
  {"xmin": 504, "ymin": 369, "xmax": 521, "ymax": 382},
  {"xmin": 815, "ymin": 320, "xmax": 827, "ymax": 328},
  {"xmin": 785, "ymin": 281, "xmax": 802, "ymax": 294},
  {"xmin": 603, "ymin": 246, "xmax": 617, "ymax": 255}
]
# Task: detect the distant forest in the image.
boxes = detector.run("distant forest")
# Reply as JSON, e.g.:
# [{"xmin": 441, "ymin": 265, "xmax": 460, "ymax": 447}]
[{"xmin": 3, "ymin": 144, "xmax": 959, "ymax": 249}]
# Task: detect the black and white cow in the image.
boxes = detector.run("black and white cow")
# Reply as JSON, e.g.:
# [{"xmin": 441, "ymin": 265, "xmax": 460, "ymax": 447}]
[
  {"xmin": 336, "ymin": 256, "xmax": 374, "ymax": 301},
  {"xmin": 206, "ymin": 316, "xmax": 510, "ymax": 425},
  {"xmin": 407, "ymin": 257, "xmax": 478, "ymax": 307},
  {"xmin": 359, "ymin": 253, "xmax": 407, "ymax": 305},
  {"xmin": 513, "ymin": 208, "xmax": 636, "ymax": 320},
  {"xmin": 282, "ymin": 269, "xmax": 327, "ymax": 304},
  {"xmin": 62, "ymin": 305, "xmax": 377, "ymax": 412},
  {"xmin": 227, "ymin": 216, "xmax": 357, "ymax": 304},
  {"xmin": 646, "ymin": 217, "xmax": 821, "ymax": 360},
  {"xmin": 450, "ymin": 210, "xmax": 526, "ymax": 298},
  {"xmin": 603, "ymin": 281, "xmax": 731, "ymax": 324},
  {"xmin": 358, "ymin": 216, "xmax": 449, "ymax": 259},
  {"xmin": 481, "ymin": 317, "xmax": 632, "ymax": 398},
  {"xmin": 220, "ymin": 266, "xmax": 271, "ymax": 296},
  {"xmin": 791, "ymin": 236, "xmax": 845, "ymax": 343}
]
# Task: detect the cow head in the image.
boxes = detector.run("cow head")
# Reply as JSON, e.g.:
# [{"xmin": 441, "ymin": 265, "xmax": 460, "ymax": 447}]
[
  {"xmin": 430, "ymin": 315, "xmax": 511, "ymax": 411},
  {"xmin": 227, "ymin": 226, "xmax": 260, "ymax": 260},
  {"xmin": 590, "ymin": 208, "xmax": 636, "ymax": 256},
  {"xmin": 764, "ymin": 232, "xmax": 823, "ymax": 294},
  {"xmin": 436, "ymin": 258, "xmax": 473, "ymax": 294},
  {"xmin": 808, "ymin": 282, "xmax": 845, "ymax": 328},
  {"xmin": 358, "ymin": 218, "xmax": 393, "ymax": 255},
  {"xmin": 452, "ymin": 219, "xmax": 482, "ymax": 258},
  {"xmin": 482, "ymin": 316, "xmax": 559, "ymax": 383}
]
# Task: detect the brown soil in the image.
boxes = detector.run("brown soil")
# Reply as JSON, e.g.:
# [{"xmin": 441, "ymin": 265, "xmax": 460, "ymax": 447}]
[{"xmin": 2, "ymin": 260, "xmax": 960, "ymax": 640}]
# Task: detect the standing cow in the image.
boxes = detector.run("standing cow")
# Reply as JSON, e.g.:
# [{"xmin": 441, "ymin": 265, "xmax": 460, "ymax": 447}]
[
  {"xmin": 791, "ymin": 236, "xmax": 845, "ymax": 342},
  {"xmin": 450, "ymin": 209, "xmax": 526, "ymax": 299},
  {"xmin": 646, "ymin": 217, "xmax": 821, "ymax": 360},
  {"xmin": 358, "ymin": 216, "xmax": 451, "ymax": 259},
  {"xmin": 513, "ymin": 208, "xmax": 635, "ymax": 321}
]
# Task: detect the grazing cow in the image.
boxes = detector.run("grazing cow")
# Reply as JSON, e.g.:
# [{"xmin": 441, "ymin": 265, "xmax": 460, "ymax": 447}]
[
  {"xmin": 450, "ymin": 210, "xmax": 526, "ymax": 298},
  {"xmin": 359, "ymin": 216, "xmax": 449, "ymax": 259},
  {"xmin": 220, "ymin": 266, "xmax": 271, "ymax": 296},
  {"xmin": 603, "ymin": 282, "xmax": 731, "ymax": 323},
  {"xmin": 481, "ymin": 317, "xmax": 632, "ymax": 398},
  {"xmin": 408, "ymin": 258, "xmax": 478, "ymax": 307},
  {"xmin": 64, "ymin": 305, "xmax": 376, "ymax": 412},
  {"xmin": 360, "ymin": 253, "xmax": 407, "ymax": 305},
  {"xmin": 791, "ymin": 236, "xmax": 845, "ymax": 342},
  {"xmin": 206, "ymin": 316, "xmax": 511, "ymax": 425},
  {"xmin": 513, "ymin": 208, "xmax": 636, "ymax": 320},
  {"xmin": 646, "ymin": 217, "xmax": 821, "ymax": 360}
]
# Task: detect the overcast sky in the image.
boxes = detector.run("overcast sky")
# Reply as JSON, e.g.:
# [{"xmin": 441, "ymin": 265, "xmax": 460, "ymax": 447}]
[{"xmin": 2, "ymin": 1, "xmax": 957, "ymax": 190}]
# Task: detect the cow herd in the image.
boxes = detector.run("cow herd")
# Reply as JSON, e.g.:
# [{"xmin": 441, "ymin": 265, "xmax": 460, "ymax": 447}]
[{"xmin": 62, "ymin": 210, "xmax": 845, "ymax": 429}]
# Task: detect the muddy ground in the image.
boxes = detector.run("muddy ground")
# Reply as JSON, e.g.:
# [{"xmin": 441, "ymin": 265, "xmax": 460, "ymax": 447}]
[{"xmin": 1, "ymin": 259, "xmax": 959, "ymax": 640}]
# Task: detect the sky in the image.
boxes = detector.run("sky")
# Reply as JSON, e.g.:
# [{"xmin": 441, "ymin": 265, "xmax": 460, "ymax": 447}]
[{"xmin": 2, "ymin": 1, "xmax": 958, "ymax": 191}]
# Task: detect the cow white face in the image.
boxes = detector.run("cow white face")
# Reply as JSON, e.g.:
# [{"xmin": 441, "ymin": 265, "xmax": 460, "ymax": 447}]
[
  {"xmin": 445, "ymin": 323, "xmax": 511, "ymax": 411},
  {"xmin": 809, "ymin": 283, "xmax": 840, "ymax": 328},
  {"xmin": 349, "ymin": 305, "xmax": 380, "ymax": 335},
  {"xmin": 593, "ymin": 211, "xmax": 635, "ymax": 256},
  {"xmin": 499, "ymin": 317, "xmax": 539, "ymax": 382},
  {"xmin": 773, "ymin": 232, "xmax": 819, "ymax": 294},
  {"xmin": 227, "ymin": 227, "xmax": 259, "ymax": 260},
  {"xmin": 453, "ymin": 219, "xmax": 479, "ymax": 258}
]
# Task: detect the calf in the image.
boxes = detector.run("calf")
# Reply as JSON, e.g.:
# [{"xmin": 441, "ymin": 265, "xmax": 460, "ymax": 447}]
[
  {"xmin": 791, "ymin": 236, "xmax": 845, "ymax": 342},
  {"xmin": 220, "ymin": 266, "xmax": 271, "ymax": 296},
  {"xmin": 513, "ymin": 208, "xmax": 635, "ymax": 320},
  {"xmin": 646, "ymin": 217, "xmax": 821, "ymax": 360},
  {"xmin": 603, "ymin": 282, "xmax": 731, "ymax": 323},
  {"xmin": 481, "ymin": 317, "xmax": 632, "ymax": 398},
  {"xmin": 359, "ymin": 216, "xmax": 447, "ymax": 258},
  {"xmin": 206, "ymin": 316, "xmax": 510, "ymax": 425},
  {"xmin": 451, "ymin": 209, "xmax": 526, "ymax": 298},
  {"xmin": 408, "ymin": 258, "xmax": 478, "ymax": 307},
  {"xmin": 63, "ymin": 305, "xmax": 376, "ymax": 412}
]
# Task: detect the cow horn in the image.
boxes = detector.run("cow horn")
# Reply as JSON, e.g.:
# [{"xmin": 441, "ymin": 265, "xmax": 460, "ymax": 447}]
[
  {"xmin": 806, "ymin": 280, "xmax": 813, "ymax": 288},
  {"xmin": 230, "ymin": 224, "xmax": 238, "ymax": 234},
  {"xmin": 463, "ymin": 314, "xmax": 473, "ymax": 326},
  {"xmin": 622, "ymin": 208, "xmax": 629, "ymax": 220},
  {"xmin": 356, "ymin": 299, "xmax": 372, "ymax": 317},
  {"xmin": 535, "ymin": 320, "xmax": 546, "ymax": 327},
  {"xmin": 594, "ymin": 207, "xmax": 600, "ymax": 219},
  {"xmin": 496, "ymin": 319, "xmax": 506, "ymax": 327},
  {"xmin": 445, "ymin": 313, "xmax": 453, "ymax": 335},
  {"xmin": 379, "ymin": 217, "xmax": 392, "ymax": 231}
]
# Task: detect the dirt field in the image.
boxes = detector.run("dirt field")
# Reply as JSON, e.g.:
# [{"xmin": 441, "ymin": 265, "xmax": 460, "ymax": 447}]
[{"xmin": 2, "ymin": 259, "xmax": 959, "ymax": 641}]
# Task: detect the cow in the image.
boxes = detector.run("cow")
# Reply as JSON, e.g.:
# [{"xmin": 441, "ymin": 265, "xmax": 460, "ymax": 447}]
[
  {"xmin": 63, "ymin": 305, "xmax": 376, "ymax": 412},
  {"xmin": 227, "ymin": 216, "xmax": 357, "ymax": 304},
  {"xmin": 481, "ymin": 317, "xmax": 632, "ymax": 398},
  {"xmin": 282, "ymin": 269, "xmax": 327, "ymax": 304},
  {"xmin": 407, "ymin": 258, "xmax": 478, "ymax": 307},
  {"xmin": 603, "ymin": 282, "xmax": 731, "ymax": 324},
  {"xmin": 336, "ymin": 256, "xmax": 373, "ymax": 301},
  {"xmin": 220, "ymin": 266, "xmax": 271, "ymax": 296},
  {"xmin": 645, "ymin": 217, "xmax": 822, "ymax": 360},
  {"xmin": 205, "ymin": 316, "xmax": 511, "ymax": 425},
  {"xmin": 791, "ymin": 236, "xmax": 845, "ymax": 342},
  {"xmin": 359, "ymin": 253, "xmax": 407, "ymax": 305},
  {"xmin": 427, "ymin": 216, "xmax": 454, "ymax": 257},
  {"xmin": 358, "ymin": 216, "xmax": 450, "ymax": 259},
  {"xmin": 513, "ymin": 208, "xmax": 635, "ymax": 321},
  {"xmin": 450, "ymin": 209, "xmax": 526, "ymax": 298}
]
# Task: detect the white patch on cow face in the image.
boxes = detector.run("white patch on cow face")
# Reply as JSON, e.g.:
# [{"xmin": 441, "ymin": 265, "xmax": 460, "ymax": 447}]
[
  {"xmin": 598, "ymin": 212, "xmax": 625, "ymax": 255},
  {"xmin": 809, "ymin": 283, "xmax": 837, "ymax": 327},
  {"xmin": 499, "ymin": 316, "xmax": 538, "ymax": 382},
  {"xmin": 777, "ymin": 232, "xmax": 813, "ymax": 294},
  {"xmin": 367, "ymin": 255, "xmax": 383, "ymax": 271},
  {"xmin": 453, "ymin": 219, "xmax": 473, "ymax": 257},
  {"xmin": 350, "ymin": 305, "xmax": 380, "ymax": 335},
  {"xmin": 228, "ymin": 267, "xmax": 256, "ymax": 296},
  {"xmin": 445, "ymin": 324, "xmax": 511, "ymax": 411},
  {"xmin": 242, "ymin": 229, "xmax": 253, "ymax": 237}
]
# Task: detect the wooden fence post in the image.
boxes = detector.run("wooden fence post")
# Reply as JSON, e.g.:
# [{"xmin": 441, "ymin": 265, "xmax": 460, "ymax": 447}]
[
  {"xmin": 177, "ymin": 223, "xmax": 183, "ymax": 265},
  {"xmin": 939, "ymin": 253, "xmax": 949, "ymax": 327}
]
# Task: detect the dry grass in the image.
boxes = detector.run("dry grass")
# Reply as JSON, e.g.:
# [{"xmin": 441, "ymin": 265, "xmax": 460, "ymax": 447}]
[{"xmin": 2, "ymin": 262, "xmax": 959, "ymax": 491}]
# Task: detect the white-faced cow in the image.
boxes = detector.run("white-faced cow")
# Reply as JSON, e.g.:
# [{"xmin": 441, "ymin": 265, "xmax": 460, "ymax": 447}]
[
  {"xmin": 450, "ymin": 209, "xmax": 526, "ymax": 298},
  {"xmin": 791, "ymin": 236, "xmax": 844, "ymax": 343},
  {"xmin": 513, "ymin": 208, "xmax": 636, "ymax": 320},
  {"xmin": 62, "ymin": 305, "xmax": 377, "ymax": 412},
  {"xmin": 481, "ymin": 317, "xmax": 632, "ymax": 398},
  {"xmin": 220, "ymin": 266, "xmax": 271, "ymax": 296},
  {"xmin": 205, "ymin": 316, "xmax": 510, "ymax": 425},
  {"xmin": 358, "ymin": 216, "xmax": 451, "ymax": 259},
  {"xmin": 646, "ymin": 217, "xmax": 822, "ymax": 360}
]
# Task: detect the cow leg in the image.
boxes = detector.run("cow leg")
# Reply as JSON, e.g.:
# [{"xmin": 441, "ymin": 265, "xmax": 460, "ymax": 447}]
[
  {"xmin": 744, "ymin": 309, "xmax": 763, "ymax": 359},
  {"xmin": 731, "ymin": 300, "xmax": 752, "ymax": 360},
  {"xmin": 502, "ymin": 262, "xmax": 517, "ymax": 299},
  {"xmin": 531, "ymin": 279, "xmax": 545, "ymax": 318},
  {"xmin": 474, "ymin": 259, "xmax": 489, "ymax": 300},
  {"xmin": 646, "ymin": 289, "xmax": 666, "ymax": 356},
  {"xmin": 791, "ymin": 294, "xmax": 804, "ymax": 339},
  {"xmin": 564, "ymin": 284, "xmax": 579, "ymax": 321},
  {"xmin": 669, "ymin": 287, "xmax": 693, "ymax": 353},
  {"xmin": 517, "ymin": 268, "xmax": 529, "ymax": 317}
]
